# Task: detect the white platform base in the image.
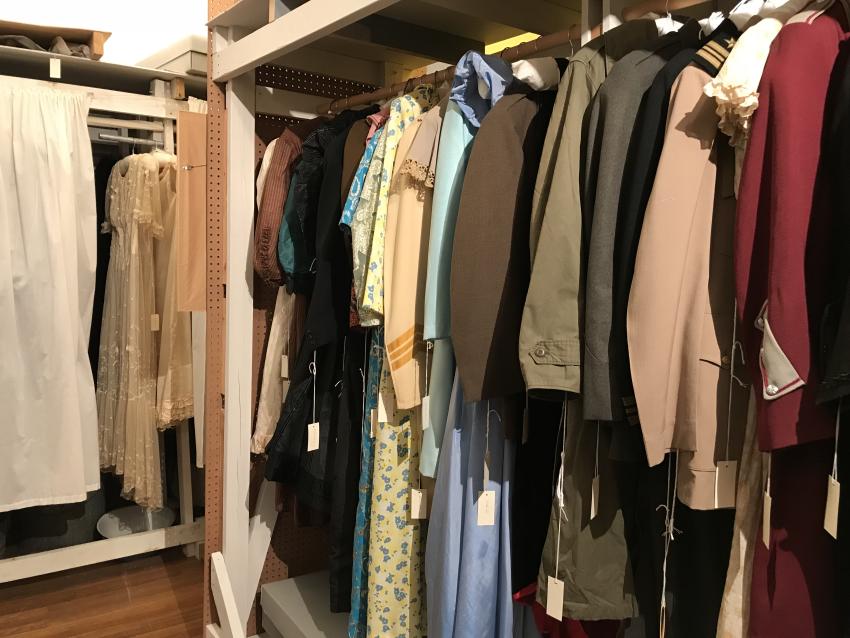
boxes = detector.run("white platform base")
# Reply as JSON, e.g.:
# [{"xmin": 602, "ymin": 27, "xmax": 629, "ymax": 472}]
[{"xmin": 260, "ymin": 571, "xmax": 348, "ymax": 638}]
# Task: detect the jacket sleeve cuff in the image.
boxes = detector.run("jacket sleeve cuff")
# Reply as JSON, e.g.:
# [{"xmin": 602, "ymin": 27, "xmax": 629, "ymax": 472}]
[
  {"xmin": 520, "ymin": 337, "xmax": 581, "ymax": 394},
  {"xmin": 755, "ymin": 302, "xmax": 805, "ymax": 401}
]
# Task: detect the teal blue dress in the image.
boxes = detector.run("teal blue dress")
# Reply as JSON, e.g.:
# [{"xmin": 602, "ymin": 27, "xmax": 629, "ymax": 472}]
[{"xmin": 348, "ymin": 328, "xmax": 383, "ymax": 638}]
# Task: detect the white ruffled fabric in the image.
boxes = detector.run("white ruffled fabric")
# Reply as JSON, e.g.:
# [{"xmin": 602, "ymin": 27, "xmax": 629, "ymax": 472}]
[{"xmin": 704, "ymin": 0, "xmax": 814, "ymax": 189}]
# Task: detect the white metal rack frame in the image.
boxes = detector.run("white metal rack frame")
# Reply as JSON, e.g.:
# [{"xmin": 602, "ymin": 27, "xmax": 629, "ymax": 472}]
[{"xmin": 0, "ymin": 71, "xmax": 204, "ymax": 585}]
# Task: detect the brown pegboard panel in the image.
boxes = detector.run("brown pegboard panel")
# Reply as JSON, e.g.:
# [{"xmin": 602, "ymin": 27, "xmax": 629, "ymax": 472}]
[
  {"xmin": 257, "ymin": 112, "xmax": 306, "ymax": 140},
  {"xmin": 203, "ymin": 28, "xmax": 227, "ymax": 631},
  {"xmin": 256, "ymin": 63, "xmax": 377, "ymax": 99}
]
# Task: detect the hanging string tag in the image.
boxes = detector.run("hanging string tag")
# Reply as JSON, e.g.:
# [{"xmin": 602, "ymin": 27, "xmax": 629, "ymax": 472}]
[
  {"xmin": 307, "ymin": 355, "xmax": 320, "ymax": 452},
  {"xmin": 281, "ymin": 354, "xmax": 289, "ymax": 379},
  {"xmin": 716, "ymin": 306, "xmax": 743, "ymax": 508},
  {"xmin": 826, "ymin": 399, "xmax": 842, "ymax": 539},
  {"xmin": 50, "ymin": 57, "xmax": 61, "ymax": 79},
  {"xmin": 546, "ymin": 576, "xmax": 565, "ymax": 620},
  {"xmin": 762, "ymin": 452, "xmax": 772, "ymax": 547},
  {"xmin": 422, "ymin": 341, "xmax": 433, "ymax": 430},
  {"xmin": 150, "ymin": 314, "xmax": 161, "ymax": 332},
  {"xmin": 478, "ymin": 403, "xmax": 498, "ymax": 526},
  {"xmin": 591, "ymin": 422, "xmax": 601, "ymax": 520},
  {"xmin": 411, "ymin": 463, "xmax": 428, "ymax": 520},
  {"xmin": 546, "ymin": 400, "xmax": 569, "ymax": 620}
]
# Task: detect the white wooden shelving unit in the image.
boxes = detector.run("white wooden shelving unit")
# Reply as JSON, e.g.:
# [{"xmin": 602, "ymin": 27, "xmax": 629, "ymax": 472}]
[{"xmin": 0, "ymin": 52, "xmax": 206, "ymax": 584}]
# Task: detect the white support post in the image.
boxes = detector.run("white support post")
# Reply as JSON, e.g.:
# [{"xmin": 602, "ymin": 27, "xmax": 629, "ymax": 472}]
[
  {"xmin": 210, "ymin": 552, "xmax": 245, "ymax": 638},
  {"xmin": 219, "ymin": 24, "xmax": 256, "ymax": 635},
  {"xmin": 151, "ymin": 79, "xmax": 177, "ymax": 153}
]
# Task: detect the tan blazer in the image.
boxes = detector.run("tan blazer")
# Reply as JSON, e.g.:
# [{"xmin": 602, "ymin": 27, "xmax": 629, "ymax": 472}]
[{"xmin": 627, "ymin": 65, "xmax": 748, "ymax": 510}]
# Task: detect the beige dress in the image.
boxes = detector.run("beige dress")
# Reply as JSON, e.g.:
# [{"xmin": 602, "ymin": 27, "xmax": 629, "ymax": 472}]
[
  {"xmin": 97, "ymin": 153, "xmax": 164, "ymax": 510},
  {"xmin": 154, "ymin": 158, "xmax": 194, "ymax": 428}
]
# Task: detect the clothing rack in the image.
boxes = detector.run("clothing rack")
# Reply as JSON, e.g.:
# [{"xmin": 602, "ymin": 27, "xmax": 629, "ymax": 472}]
[
  {"xmin": 0, "ymin": 72, "xmax": 203, "ymax": 585},
  {"xmin": 321, "ymin": 26, "xmax": 585, "ymax": 113}
]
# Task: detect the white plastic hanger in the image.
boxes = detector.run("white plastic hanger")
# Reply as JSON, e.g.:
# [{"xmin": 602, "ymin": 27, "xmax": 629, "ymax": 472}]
[
  {"xmin": 653, "ymin": 0, "xmax": 685, "ymax": 34},
  {"xmin": 699, "ymin": 10, "xmax": 727, "ymax": 35}
]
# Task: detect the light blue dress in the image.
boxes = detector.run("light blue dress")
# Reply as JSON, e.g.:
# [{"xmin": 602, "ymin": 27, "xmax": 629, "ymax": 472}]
[{"xmin": 425, "ymin": 372, "xmax": 516, "ymax": 638}]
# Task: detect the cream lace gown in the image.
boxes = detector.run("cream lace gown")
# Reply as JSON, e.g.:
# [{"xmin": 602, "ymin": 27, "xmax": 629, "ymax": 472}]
[
  {"xmin": 154, "ymin": 158, "xmax": 194, "ymax": 428},
  {"xmin": 97, "ymin": 154, "xmax": 165, "ymax": 510},
  {"xmin": 0, "ymin": 85, "xmax": 100, "ymax": 512}
]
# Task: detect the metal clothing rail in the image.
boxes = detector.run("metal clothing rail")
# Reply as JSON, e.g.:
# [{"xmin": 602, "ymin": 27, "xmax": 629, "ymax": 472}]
[
  {"xmin": 0, "ymin": 73, "xmax": 202, "ymax": 585},
  {"xmin": 321, "ymin": 25, "xmax": 586, "ymax": 113}
]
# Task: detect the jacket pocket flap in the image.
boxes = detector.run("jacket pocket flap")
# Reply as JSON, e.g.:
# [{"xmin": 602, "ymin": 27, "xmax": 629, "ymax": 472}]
[{"xmin": 529, "ymin": 339, "xmax": 580, "ymax": 366}]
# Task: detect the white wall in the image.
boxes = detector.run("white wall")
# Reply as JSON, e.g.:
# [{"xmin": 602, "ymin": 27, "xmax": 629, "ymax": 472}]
[{"xmin": 3, "ymin": 0, "xmax": 207, "ymax": 65}]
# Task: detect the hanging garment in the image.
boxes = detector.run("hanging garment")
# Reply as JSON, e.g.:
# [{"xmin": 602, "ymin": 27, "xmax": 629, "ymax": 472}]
[
  {"xmin": 536, "ymin": 401, "xmax": 638, "ymax": 621},
  {"xmin": 627, "ymin": 55, "xmax": 748, "ymax": 509},
  {"xmin": 423, "ymin": 52, "xmax": 517, "ymax": 477},
  {"xmin": 581, "ymin": 20, "xmax": 705, "ymax": 421},
  {"xmin": 385, "ymin": 102, "xmax": 443, "ymax": 410},
  {"xmin": 90, "ymin": 154, "xmax": 121, "ymax": 378},
  {"xmin": 735, "ymin": 13, "xmax": 844, "ymax": 451},
  {"xmin": 367, "ymin": 351, "xmax": 427, "ymax": 637},
  {"xmin": 0, "ymin": 85, "xmax": 99, "ymax": 512},
  {"xmin": 254, "ymin": 129, "xmax": 301, "ymax": 285},
  {"xmin": 818, "ymin": 43, "xmax": 850, "ymax": 404},
  {"xmin": 360, "ymin": 84, "xmax": 436, "ymax": 324},
  {"xmin": 511, "ymin": 398, "xmax": 563, "ymax": 594},
  {"xmin": 97, "ymin": 153, "xmax": 164, "ymax": 509},
  {"xmin": 265, "ymin": 109, "xmax": 374, "ymax": 509},
  {"xmin": 519, "ymin": 20, "xmax": 658, "ymax": 397},
  {"xmin": 154, "ymin": 158, "xmax": 194, "ymax": 428},
  {"xmin": 609, "ymin": 29, "xmax": 726, "ymax": 426},
  {"xmin": 716, "ymin": 389, "xmax": 761, "ymax": 638},
  {"xmin": 329, "ymin": 329, "xmax": 366, "ymax": 612},
  {"xmin": 424, "ymin": 51, "xmax": 517, "ymax": 342},
  {"xmin": 425, "ymin": 373, "xmax": 516, "ymax": 638},
  {"xmin": 451, "ymin": 88, "xmax": 556, "ymax": 402},
  {"xmin": 735, "ymin": 10, "xmax": 848, "ymax": 637},
  {"xmin": 350, "ymin": 128, "xmax": 387, "ymax": 326},
  {"xmin": 287, "ymin": 110, "xmax": 366, "ymax": 293},
  {"xmin": 703, "ymin": 0, "xmax": 813, "ymax": 190},
  {"xmin": 253, "ymin": 286, "xmax": 305, "ymax": 453},
  {"xmin": 348, "ymin": 329, "xmax": 382, "ymax": 638}
]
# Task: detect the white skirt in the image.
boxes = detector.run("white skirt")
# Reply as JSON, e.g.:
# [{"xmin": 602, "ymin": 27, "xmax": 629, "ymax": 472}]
[{"xmin": 0, "ymin": 84, "xmax": 99, "ymax": 512}]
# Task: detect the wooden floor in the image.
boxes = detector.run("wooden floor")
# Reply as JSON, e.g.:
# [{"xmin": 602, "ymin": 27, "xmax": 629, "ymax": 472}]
[{"xmin": 0, "ymin": 549, "xmax": 203, "ymax": 637}]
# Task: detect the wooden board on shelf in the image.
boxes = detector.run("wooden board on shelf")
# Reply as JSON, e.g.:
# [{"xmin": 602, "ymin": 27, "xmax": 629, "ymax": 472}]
[{"xmin": 0, "ymin": 20, "xmax": 111, "ymax": 60}]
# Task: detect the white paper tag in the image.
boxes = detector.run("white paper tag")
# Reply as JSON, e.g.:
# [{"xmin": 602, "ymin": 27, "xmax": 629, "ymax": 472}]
[
  {"xmin": 477, "ymin": 490, "xmax": 496, "ymax": 526},
  {"xmin": 411, "ymin": 488, "xmax": 428, "ymax": 520},
  {"xmin": 280, "ymin": 354, "xmax": 289, "ymax": 379},
  {"xmin": 370, "ymin": 408, "xmax": 377, "ymax": 439},
  {"xmin": 590, "ymin": 475, "xmax": 600, "ymax": 520},
  {"xmin": 307, "ymin": 422, "xmax": 320, "ymax": 452},
  {"xmin": 150, "ymin": 314, "xmax": 160, "ymax": 332},
  {"xmin": 545, "ymin": 576, "xmax": 565, "ymax": 620},
  {"xmin": 421, "ymin": 395, "xmax": 431, "ymax": 431},
  {"xmin": 50, "ymin": 57, "xmax": 61, "ymax": 79},
  {"xmin": 762, "ymin": 490, "xmax": 772, "ymax": 548},
  {"xmin": 825, "ymin": 475, "xmax": 840, "ymax": 539},
  {"xmin": 715, "ymin": 460, "xmax": 738, "ymax": 509},
  {"xmin": 378, "ymin": 389, "xmax": 393, "ymax": 423}
]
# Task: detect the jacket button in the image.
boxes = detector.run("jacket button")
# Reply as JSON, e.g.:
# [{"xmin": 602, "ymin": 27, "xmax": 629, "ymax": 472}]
[
  {"xmin": 721, "ymin": 355, "xmax": 730, "ymax": 365},
  {"xmin": 766, "ymin": 384, "xmax": 779, "ymax": 396},
  {"xmin": 535, "ymin": 347, "xmax": 547, "ymax": 357}
]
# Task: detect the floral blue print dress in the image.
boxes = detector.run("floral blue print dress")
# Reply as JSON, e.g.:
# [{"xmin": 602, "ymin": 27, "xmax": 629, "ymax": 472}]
[{"xmin": 366, "ymin": 347, "xmax": 427, "ymax": 637}]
